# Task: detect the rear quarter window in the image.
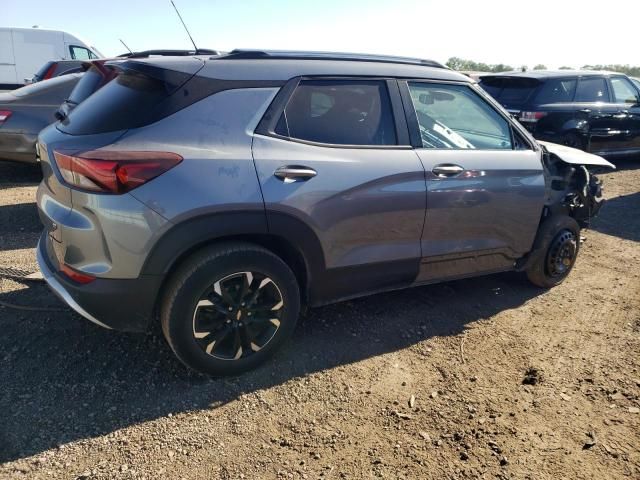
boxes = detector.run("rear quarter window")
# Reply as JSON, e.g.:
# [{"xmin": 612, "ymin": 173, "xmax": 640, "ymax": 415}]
[{"xmin": 534, "ymin": 78, "xmax": 577, "ymax": 104}]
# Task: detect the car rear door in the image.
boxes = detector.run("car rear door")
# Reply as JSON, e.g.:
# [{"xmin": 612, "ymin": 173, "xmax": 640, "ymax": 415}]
[
  {"xmin": 573, "ymin": 75, "xmax": 622, "ymax": 154},
  {"xmin": 607, "ymin": 75, "xmax": 640, "ymax": 153},
  {"xmin": 398, "ymin": 80, "xmax": 545, "ymax": 283},
  {"xmin": 252, "ymin": 77, "xmax": 427, "ymax": 304}
]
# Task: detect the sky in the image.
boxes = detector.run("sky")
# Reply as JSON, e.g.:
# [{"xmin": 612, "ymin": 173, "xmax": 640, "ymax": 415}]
[{"xmin": 2, "ymin": 0, "xmax": 638, "ymax": 68}]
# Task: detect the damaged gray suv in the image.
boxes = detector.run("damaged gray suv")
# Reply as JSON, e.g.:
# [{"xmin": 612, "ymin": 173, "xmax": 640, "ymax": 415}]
[{"xmin": 36, "ymin": 50, "xmax": 614, "ymax": 375}]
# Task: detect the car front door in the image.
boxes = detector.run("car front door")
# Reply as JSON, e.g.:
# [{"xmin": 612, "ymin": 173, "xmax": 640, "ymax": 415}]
[
  {"xmin": 398, "ymin": 80, "xmax": 545, "ymax": 283},
  {"xmin": 607, "ymin": 75, "xmax": 640, "ymax": 153},
  {"xmin": 252, "ymin": 78, "xmax": 427, "ymax": 304}
]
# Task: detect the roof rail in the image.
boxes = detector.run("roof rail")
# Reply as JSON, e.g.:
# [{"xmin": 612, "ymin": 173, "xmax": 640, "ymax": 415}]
[
  {"xmin": 118, "ymin": 48, "xmax": 221, "ymax": 59},
  {"xmin": 216, "ymin": 49, "xmax": 446, "ymax": 69}
]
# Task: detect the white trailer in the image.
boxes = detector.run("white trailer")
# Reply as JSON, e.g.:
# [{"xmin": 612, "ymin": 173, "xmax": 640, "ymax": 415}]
[{"xmin": 0, "ymin": 27, "xmax": 102, "ymax": 89}]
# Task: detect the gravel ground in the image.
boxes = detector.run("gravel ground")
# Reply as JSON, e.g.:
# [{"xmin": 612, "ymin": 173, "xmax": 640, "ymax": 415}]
[{"xmin": 0, "ymin": 158, "xmax": 638, "ymax": 479}]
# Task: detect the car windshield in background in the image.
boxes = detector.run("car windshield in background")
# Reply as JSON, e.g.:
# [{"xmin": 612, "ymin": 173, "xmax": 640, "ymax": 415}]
[
  {"xmin": 477, "ymin": 77, "xmax": 540, "ymax": 107},
  {"xmin": 534, "ymin": 78, "xmax": 577, "ymax": 104},
  {"xmin": 11, "ymin": 74, "xmax": 81, "ymax": 98}
]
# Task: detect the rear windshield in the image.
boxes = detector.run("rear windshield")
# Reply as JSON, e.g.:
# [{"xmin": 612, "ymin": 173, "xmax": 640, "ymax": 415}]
[
  {"xmin": 67, "ymin": 66, "xmax": 106, "ymax": 105},
  {"xmin": 478, "ymin": 77, "xmax": 540, "ymax": 106},
  {"xmin": 11, "ymin": 74, "xmax": 81, "ymax": 98},
  {"xmin": 59, "ymin": 70, "xmax": 172, "ymax": 135},
  {"xmin": 534, "ymin": 78, "xmax": 577, "ymax": 104},
  {"xmin": 34, "ymin": 62, "xmax": 55, "ymax": 80}
]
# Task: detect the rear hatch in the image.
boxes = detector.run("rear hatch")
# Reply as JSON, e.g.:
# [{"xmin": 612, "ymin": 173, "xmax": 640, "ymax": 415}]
[
  {"xmin": 478, "ymin": 76, "xmax": 541, "ymax": 114},
  {"xmin": 39, "ymin": 57, "xmax": 206, "ymax": 209},
  {"xmin": 37, "ymin": 57, "xmax": 206, "ymax": 273}
]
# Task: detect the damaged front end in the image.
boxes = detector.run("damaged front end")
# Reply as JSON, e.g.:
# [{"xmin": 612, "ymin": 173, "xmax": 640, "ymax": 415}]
[{"xmin": 538, "ymin": 141, "xmax": 615, "ymax": 228}]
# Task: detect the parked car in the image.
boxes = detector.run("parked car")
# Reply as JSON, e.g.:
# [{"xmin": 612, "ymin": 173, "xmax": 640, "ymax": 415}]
[
  {"xmin": 478, "ymin": 71, "xmax": 640, "ymax": 157},
  {"xmin": 0, "ymin": 27, "xmax": 101, "ymax": 90},
  {"xmin": 30, "ymin": 60, "xmax": 85, "ymax": 83},
  {"xmin": 0, "ymin": 73, "xmax": 82, "ymax": 163},
  {"xmin": 36, "ymin": 51, "xmax": 614, "ymax": 375}
]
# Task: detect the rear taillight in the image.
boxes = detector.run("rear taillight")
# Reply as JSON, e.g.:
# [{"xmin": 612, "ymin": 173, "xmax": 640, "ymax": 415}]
[
  {"xmin": 0, "ymin": 110, "xmax": 12, "ymax": 125},
  {"xmin": 53, "ymin": 149, "xmax": 182, "ymax": 194},
  {"xmin": 60, "ymin": 264, "xmax": 95, "ymax": 284},
  {"xmin": 42, "ymin": 63, "xmax": 58, "ymax": 80},
  {"xmin": 519, "ymin": 111, "xmax": 547, "ymax": 123}
]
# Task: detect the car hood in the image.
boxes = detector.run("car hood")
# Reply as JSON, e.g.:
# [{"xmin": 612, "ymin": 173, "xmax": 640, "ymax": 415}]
[{"xmin": 538, "ymin": 141, "xmax": 616, "ymax": 169}]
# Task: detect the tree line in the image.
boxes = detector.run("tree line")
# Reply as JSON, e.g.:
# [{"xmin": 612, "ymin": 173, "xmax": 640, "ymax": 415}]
[{"xmin": 445, "ymin": 57, "xmax": 640, "ymax": 76}]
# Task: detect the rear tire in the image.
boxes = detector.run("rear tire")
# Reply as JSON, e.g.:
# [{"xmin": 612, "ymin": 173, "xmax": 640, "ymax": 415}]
[
  {"xmin": 526, "ymin": 215, "xmax": 581, "ymax": 288},
  {"xmin": 160, "ymin": 242, "xmax": 300, "ymax": 376}
]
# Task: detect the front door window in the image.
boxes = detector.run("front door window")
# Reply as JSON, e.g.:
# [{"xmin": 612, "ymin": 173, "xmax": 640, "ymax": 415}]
[{"xmin": 407, "ymin": 82, "xmax": 513, "ymax": 150}]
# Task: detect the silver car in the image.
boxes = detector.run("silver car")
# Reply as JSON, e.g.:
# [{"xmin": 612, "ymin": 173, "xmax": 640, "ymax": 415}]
[{"xmin": 36, "ymin": 50, "xmax": 614, "ymax": 375}]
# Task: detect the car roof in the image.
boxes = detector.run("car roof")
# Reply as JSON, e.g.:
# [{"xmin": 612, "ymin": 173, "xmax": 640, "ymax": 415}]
[
  {"xmin": 480, "ymin": 70, "xmax": 626, "ymax": 80},
  {"xmin": 125, "ymin": 50, "xmax": 471, "ymax": 83}
]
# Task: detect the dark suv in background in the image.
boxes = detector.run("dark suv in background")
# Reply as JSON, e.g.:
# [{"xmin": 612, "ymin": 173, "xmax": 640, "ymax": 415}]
[{"xmin": 479, "ymin": 71, "xmax": 640, "ymax": 157}]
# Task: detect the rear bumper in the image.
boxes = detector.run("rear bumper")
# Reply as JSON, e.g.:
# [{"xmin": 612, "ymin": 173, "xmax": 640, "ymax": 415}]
[
  {"xmin": 37, "ymin": 233, "xmax": 163, "ymax": 332},
  {"xmin": 0, "ymin": 132, "xmax": 38, "ymax": 163}
]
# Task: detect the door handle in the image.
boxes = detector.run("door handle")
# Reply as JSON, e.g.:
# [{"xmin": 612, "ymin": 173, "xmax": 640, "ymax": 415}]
[
  {"xmin": 432, "ymin": 164, "xmax": 464, "ymax": 178},
  {"xmin": 274, "ymin": 165, "xmax": 317, "ymax": 183},
  {"xmin": 579, "ymin": 108, "xmax": 592, "ymax": 114}
]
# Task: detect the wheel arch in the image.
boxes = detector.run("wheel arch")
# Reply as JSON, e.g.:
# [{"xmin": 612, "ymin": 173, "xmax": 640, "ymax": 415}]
[{"xmin": 142, "ymin": 211, "xmax": 326, "ymax": 311}]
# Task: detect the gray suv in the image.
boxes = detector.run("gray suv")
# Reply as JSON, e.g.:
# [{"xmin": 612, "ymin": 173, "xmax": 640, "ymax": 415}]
[{"xmin": 36, "ymin": 51, "xmax": 614, "ymax": 375}]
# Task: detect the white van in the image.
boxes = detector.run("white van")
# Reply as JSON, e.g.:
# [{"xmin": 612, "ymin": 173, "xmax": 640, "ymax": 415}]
[{"xmin": 0, "ymin": 27, "xmax": 102, "ymax": 89}]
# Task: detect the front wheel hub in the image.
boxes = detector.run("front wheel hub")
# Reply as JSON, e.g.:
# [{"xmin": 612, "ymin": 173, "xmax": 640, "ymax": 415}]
[
  {"xmin": 191, "ymin": 271, "xmax": 284, "ymax": 361},
  {"xmin": 546, "ymin": 230, "xmax": 577, "ymax": 277}
]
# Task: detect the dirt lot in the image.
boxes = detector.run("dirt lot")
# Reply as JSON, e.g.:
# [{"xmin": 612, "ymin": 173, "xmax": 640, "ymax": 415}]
[{"xmin": 0, "ymin": 158, "xmax": 638, "ymax": 480}]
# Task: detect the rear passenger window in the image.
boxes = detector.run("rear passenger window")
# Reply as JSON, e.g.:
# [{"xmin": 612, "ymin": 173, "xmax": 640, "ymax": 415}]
[
  {"xmin": 575, "ymin": 77, "xmax": 608, "ymax": 102},
  {"xmin": 535, "ymin": 78, "xmax": 577, "ymax": 104},
  {"xmin": 276, "ymin": 80, "xmax": 397, "ymax": 146}
]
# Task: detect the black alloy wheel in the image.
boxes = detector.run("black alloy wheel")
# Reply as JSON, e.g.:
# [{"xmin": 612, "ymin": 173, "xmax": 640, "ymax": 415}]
[
  {"xmin": 161, "ymin": 242, "xmax": 300, "ymax": 376},
  {"xmin": 192, "ymin": 271, "xmax": 284, "ymax": 360}
]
